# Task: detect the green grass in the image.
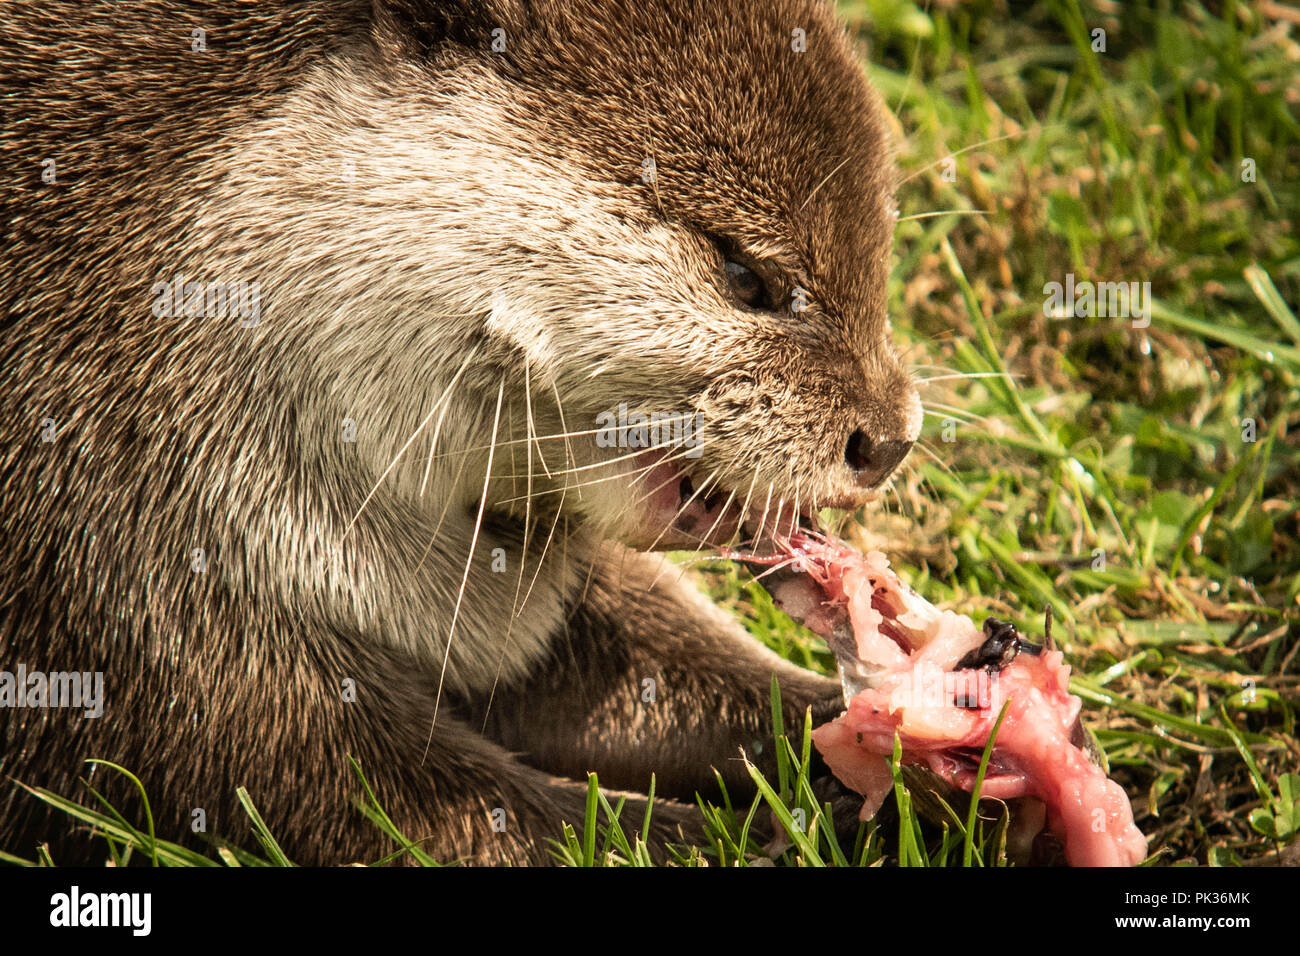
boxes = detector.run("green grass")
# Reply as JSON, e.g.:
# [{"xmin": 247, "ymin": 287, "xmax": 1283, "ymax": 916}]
[
  {"xmin": 699, "ymin": 0, "xmax": 1299, "ymax": 866},
  {"xmin": 3, "ymin": 679, "xmax": 1018, "ymax": 868},
  {"xmin": 7, "ymin": 0, "xmax": 1297, "ymax": 868}
]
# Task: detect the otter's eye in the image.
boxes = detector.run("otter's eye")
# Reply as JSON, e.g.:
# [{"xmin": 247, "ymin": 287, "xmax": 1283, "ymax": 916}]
[{"xmin": 723, "ymin": 259, "xmax": 772, "ymax": 310}]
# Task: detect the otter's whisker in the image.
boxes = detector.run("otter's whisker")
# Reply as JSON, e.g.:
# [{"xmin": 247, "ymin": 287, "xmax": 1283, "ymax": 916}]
[
  {"xmin": 408, "ymin": 422, "xmax": 614, "ymax": 471},
  {"xmin": 481, "ymin": 390, "xmax": 550, "ymax": 734},
  {"xmin": 413, "ymin": 439, "xmax": 474, "ymax": 578},
  {"xmin": 914, "ymin": 371, "xmax": 1015, "ymax": 385},
  {"xmin": 898, "ymin": 130, "xmax": 1031, "ymax": 186},
  {"xmin": 897, "ymin": 209, "xmax": 991, "ymax": 223},
  {"xmin": 800, "ymin": 153, "xmax": 853, "ymax": 212},
  {"xmin": 548, "ymin": 378, "xmax": 578, "ymax": 481},
  {"xmin": 493, "ymin": 438, "xmax": 714, "ymax": 506},
  {"xmin": 414, "ymin": 343, "xmax": 480, "ymax": 500},
  {"xmin": 502, "ymin": 437, "xmax": 679, "ymax": 480},
  {"xmin": 736, "ymin": 464, "xmax": 761, "ymax": 535},
  {"xmin": 880, "ymin": 475, "xmax": 905, "ymax": 518},
  {"xmin": 524, "ymin": 363, "xmax": 554, "ymax": 480},
  {"xmin": 698, "ymin": 486, "xmax": 738, "ymax": 545},
  {"xmin": 913, "ymin": 438, "xmax": 960, "ymax": 481},
  {"xmin": 515, "ymin": 481, "xmax": 568, "ymax": 622},
  {"xmin": 411, "ymin": 400, "xmax": 709, "ymax": 471},
  {"xmin": 344, "ymin": 346, "xmax": 476, "ymax": 540},
  {"xmin": 511, "ymin": 380, "xmax": 538, "ymax": 612},
  {"xmin": 424, "ymin": 379, "xmax": 505, "ymax": 758},
  {"xmin": 525, "ymin": 408, "xmax": 707, "ymax": 478},
  {"xmin": 921, "ymin": 403, "xmax": 988, "ymax": 424},
  {"xmin": 480, "ymin": 473, "xmax": 572, "ymax": 735},
  {"xmin": 751, "ymin": 482, "xmax": 775, "ymax": 547}
]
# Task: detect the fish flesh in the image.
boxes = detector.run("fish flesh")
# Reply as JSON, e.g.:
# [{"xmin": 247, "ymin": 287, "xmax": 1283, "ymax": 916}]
[{"xmin": 748, "ymin": 532, "xmax": 1147, "ymax": 867}]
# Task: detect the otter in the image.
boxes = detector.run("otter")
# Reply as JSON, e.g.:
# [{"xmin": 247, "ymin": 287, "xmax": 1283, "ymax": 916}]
[{"xmin": 1, "ymin": 0, "xmax": 921, "ymax": 864}]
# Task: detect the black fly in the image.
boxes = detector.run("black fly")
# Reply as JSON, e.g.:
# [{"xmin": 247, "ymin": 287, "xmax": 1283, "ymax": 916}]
[
  {"xmin": 953, "ymin": 610, "xmax": 1051, "ymax": 710},
  {"xmin": 955, "ymin": 616, "xmax": 1045, "ymax": 674}
]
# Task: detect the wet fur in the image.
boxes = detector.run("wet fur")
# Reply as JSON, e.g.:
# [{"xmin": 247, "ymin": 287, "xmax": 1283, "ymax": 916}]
[{"xmin": 1, "ymin": 0, "xmax": 917, "ymax": 863}]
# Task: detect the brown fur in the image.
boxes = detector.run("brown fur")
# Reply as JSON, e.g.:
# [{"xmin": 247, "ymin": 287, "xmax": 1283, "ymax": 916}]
[{"xmin": 1, "ymin": 0, "xmax": 916, "ymax": 864}]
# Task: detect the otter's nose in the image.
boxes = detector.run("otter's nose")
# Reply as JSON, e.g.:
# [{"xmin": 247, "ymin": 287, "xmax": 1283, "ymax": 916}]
[{"xmin": 844, "ymin": 430, "xmax": 912, "ymax": 488}]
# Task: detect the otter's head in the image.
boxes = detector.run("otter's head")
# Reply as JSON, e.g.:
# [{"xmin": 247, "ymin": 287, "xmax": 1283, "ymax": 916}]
[
  {"xmin": 407, "ymin": 0, "xmax": 920, "ymax": 548},
  {"xmin": 379, "ymin": 0, "xmax": 920, "ymax": 548},
  {"xmin": 238, "ymin": 0, "xmax": 919, "ymax": 552}
]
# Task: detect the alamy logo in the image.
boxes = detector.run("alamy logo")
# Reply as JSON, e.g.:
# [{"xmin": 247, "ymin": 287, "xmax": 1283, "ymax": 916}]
[
  {"xmin": 1043, "ymin": 273, "xmax": 1151, "ymax": 328},
  {"xmin": 50, "ymin": 886, "xmax": 151, "ymax": 936},
  {"xmin": 151, "ymin": 274, "xmax": 262, "ymax": 327},
  {"xmin": 595, "ymin": 403, "xmax": 704, "ymax": 458},
  {"xmin": 0, "ymin": 665, "xmax": 103, "ymax": 718}
]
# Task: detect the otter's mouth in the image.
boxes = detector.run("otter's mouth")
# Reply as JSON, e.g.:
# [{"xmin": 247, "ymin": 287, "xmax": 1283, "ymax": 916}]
[{"xmin": 628, "ymin": 451, "xmax": 816, "ymax": 552}]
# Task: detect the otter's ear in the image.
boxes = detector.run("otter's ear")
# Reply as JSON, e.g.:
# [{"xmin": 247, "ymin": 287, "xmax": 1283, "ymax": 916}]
[{"xmin": 372, "ymin": 0, "xmax": 526, "ymax": 56}]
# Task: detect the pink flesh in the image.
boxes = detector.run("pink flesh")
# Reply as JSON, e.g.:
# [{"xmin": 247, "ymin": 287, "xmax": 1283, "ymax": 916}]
[{"xmin": 772, "ymin": 535, "xmax": 1146, "ymax": 867}]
